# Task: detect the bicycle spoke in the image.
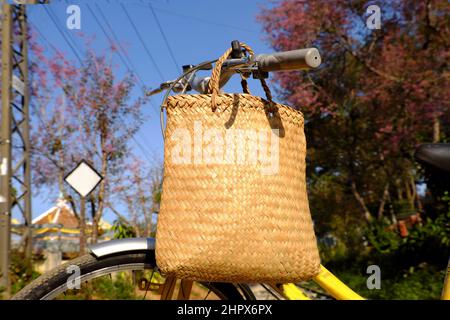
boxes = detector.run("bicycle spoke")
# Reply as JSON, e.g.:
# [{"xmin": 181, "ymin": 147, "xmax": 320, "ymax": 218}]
[
  {"xmin": 260, "ymin": 284, "xmax": 282, "ymax": 300},
  {"xmin": 142, "ymin": 269, "xmax": 156, "ymax": 300},
  {"xmin": 203, "ymin": 283, "xmax": 212, "ymax": 300}
]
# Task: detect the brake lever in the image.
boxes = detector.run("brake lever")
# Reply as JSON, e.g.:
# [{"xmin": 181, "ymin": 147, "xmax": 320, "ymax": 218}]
[
  {"xmin": 146, "ymin": 80, "xmax": 183, "ymax": 96},
  {"xmin": 197, "ymin": 61, "xmax": 213, "ymax": 70}
]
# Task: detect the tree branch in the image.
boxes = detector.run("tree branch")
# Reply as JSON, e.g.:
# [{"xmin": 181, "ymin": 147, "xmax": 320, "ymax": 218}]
[
  {"xmin": 106, "ymin": 204, "xmax": 131, "ymax": 225},
  {"xmin": 336, "ymin": 32, "xmax": 401, "ymax": 82},
  {"xmin": 351, "ymin": 181, "xmax": 373, "ymax": 222},
  {"xmin": 377, "ymin": 183, "xmax": 390, "ymax": 219}
]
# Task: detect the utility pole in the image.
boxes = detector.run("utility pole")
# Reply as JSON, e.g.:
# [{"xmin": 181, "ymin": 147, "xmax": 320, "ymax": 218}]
[
  {"xmin": 1, "ymin": 1, "xmax": 33, "ymax": 298},
  {"xmin": 0, "ymin": 1, "xmax": 13, "ymax": 298},
  {"xmin": 13, "ymin": 3, "xmax": 33, "ymax": 265}
]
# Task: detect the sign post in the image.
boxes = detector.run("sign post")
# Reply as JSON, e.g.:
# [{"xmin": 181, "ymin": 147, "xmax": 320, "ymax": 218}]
[{"xmin": 64, "ymin": 160, "xmax": 103, "ymax": 253}]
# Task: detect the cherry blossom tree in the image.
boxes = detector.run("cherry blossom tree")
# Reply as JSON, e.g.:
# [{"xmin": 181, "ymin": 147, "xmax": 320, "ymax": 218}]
[
  {"xmin": 109, "ymin": 157, "xmax": 163, "ymax": 238},
  {"xmin": 259, "ymin": 0, "xmax": 449, "ymax": 241},
  {"xmin": 30, "ymin": 43, "xmax": 148, "ymax": 245}
]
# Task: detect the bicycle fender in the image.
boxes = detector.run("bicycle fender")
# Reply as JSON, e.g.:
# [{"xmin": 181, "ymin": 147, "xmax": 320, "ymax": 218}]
[{"xmin": 89, "ymin": 237, "xmax": 155, "ymax": 258}]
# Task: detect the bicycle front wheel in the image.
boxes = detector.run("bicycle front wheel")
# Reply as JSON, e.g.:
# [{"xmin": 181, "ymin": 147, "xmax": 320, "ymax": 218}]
[{"xmin": 12, "ymin": 251, "xmax": 253, "ymax": 300}]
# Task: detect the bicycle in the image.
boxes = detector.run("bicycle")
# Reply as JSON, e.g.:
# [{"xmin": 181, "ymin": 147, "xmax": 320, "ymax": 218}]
[{"xmin": 12, "ymin": 41, "xmax": 450, "ymax": 300}]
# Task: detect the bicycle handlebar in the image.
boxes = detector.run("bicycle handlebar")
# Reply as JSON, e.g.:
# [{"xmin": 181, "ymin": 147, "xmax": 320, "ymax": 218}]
[
  {"xmin": 154, "ymin": 45, "xmax": 323, "ymax": 137},
  {"xmin": 255, "ymin": 48, "xmax": 321, "ymax": 71},
  {"xmin": 147, "ymin": 46, "xmax": 322, "ymax": 97}
]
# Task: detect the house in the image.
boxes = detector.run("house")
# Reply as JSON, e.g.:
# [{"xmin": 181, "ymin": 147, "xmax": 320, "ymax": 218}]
[
  {"xmin": 33, "ymin": 197, "xmax": 81, "ymax": 256},
  {"xmin": 32, "ymin": 196, "xmax": 112, "ymax": 272}
]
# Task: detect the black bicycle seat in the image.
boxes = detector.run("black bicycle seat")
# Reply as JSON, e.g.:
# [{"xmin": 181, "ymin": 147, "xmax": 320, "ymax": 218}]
[{"xmin": 414, "ymin": 143, "xmax": 450, "ymax": 173}]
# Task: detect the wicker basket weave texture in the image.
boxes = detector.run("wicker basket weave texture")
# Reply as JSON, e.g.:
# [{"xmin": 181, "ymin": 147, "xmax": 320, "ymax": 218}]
[{"xmin": 156, "ymin": 92, "xmax": 320, "ymax": 282}]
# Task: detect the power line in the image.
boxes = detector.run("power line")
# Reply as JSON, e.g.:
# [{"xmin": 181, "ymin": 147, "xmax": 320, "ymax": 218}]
[
  {"xmin": 32, "ymin": 8, "xmax": 159, "ymax": 166},
  {"xmin": 115, "ymin": 3, "xmax": 169, "ymax": 144},
  {"xmin": 148, "ymin": 3, "xmax": 179, "ymax": 72},
  {"xmin": 31, "ymin": 93, "xmax": 157, "ymax": 169},
  {"xmin": 86, "ymin": 4, "xmax": 163, "ymax": 120},
  {"xmin": 120, "ymin": 3, "xmax": 165, "ymax": 82},
  {"xmin": 148, "ymin": 6, "xmax": 259, "ymax": 34},
  {"xmin": 131, "ymin": 134, "xmax": 157, "ymax": 166},
  {"xmin": 31, "ymin": 100, "xmax": 156, "ymax": 171},
  {"xmin": 75, "ymin": 6, "xmax": 160, "ymax": 163},
  {"xmin": 29, "ymin": 102, "xmax": 66, "ymax": 172},
  {"xmin": 47, "ymin": 6, "xmax": 84, "ymax": 57},
  {"xmin": 93, "ymin": 3, "xmax": 147, "ymax": 89},
  {"xmin": 29, "ymin": 21, "xmax": 61, "ymax": 54},
  {"xmin": 85, "ymin": 3, "xmax": 146, "ymax": 89},
  {"xmin": 43, "ymin": 5, "xmax": 83, "ymax": 65}
]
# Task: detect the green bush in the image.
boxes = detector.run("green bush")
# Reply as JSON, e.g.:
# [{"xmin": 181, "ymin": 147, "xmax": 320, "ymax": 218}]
[
  {"xmin": 112, "ymin": 219, "xmax": 136, "ymax": 239},
  {"xmin": 10, "ymin": 251, "xmax": 41, "ymax": 296},
  {"xmin": 334, "ymin": 264, "xmax": 445, "ymax": 300},
  {"xmin": 364, "ymin": 218, "xmax": 401, "ymax": 254},
  {"xmin": 324, "ymin": 206, "xmax": 450, "ymax": 300}
]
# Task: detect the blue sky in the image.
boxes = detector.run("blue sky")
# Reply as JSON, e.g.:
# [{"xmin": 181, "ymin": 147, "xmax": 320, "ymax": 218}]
[{"xmin": 26, "ymin": 0, "xmax": 275, "ymax": 223}]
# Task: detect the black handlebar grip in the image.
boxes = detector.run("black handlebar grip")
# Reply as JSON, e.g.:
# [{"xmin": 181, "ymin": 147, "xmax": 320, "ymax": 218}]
[{"xmin": 256, "ymin": 48, "xmax": 321, "ymax": 71}]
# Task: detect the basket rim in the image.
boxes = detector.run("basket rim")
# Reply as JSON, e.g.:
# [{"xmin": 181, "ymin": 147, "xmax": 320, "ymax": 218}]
[{"xmin": 166, "ymin": 93, "xmax": 304, "ymax": 118}]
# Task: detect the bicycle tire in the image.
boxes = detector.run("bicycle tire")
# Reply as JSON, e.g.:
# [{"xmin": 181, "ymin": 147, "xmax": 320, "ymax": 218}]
[{"xmin": 11, "ymin": 251, "xmax": 252, "ymax": 300}]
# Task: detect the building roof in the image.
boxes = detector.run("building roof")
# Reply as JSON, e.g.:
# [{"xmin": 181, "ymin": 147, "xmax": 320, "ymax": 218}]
[{"xmin": 32, "ymin": 197, "xmax": 79, "ymax": 229}]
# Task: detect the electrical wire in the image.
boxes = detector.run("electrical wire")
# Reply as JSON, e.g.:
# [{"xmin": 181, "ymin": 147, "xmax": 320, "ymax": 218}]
[
  {"xmin": 85, "ymin": 4, "xmax": 160, "ymax": 120},
  {"xmin": 120, "ymin": 3, "xmax": 165, "ymax": 82},
  {"xmin": 43, "ymin": 5, "xmax": 83, "ymax": 65},
  {"xmin": 33, "ymin": 6, "xmax": 160, "ymax": 165},
  {"xmin": 47, "ymin": 6, "xmax": 84, "ymax": 57},
  {"xmin": 86, "ymin": 4, "xmax": 144, "ymax": 87},
  {"xmin": 29, "ymin": 21, "xmax": 61, "ymax": 54},
  {"xmin": 147, "ymin": 6, "xmax": 259, "ymax": 34},
  {"xmin": 94, "ymin": 3, "xmax": 146, "ymax": 87},
  {"xmin": 148, "ymin": 3, "xmax": 179, "ymax": 72}
]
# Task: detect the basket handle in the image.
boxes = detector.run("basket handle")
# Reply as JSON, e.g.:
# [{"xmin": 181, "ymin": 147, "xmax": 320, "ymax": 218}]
[{"xmin": 207, "ymin": 42, "xmax": 274, "ymax": 111}]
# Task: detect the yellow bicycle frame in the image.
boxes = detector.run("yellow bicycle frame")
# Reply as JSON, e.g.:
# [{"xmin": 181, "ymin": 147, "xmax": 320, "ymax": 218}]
[
  {"xmin": 156, "ymin": 262, "xmax": 449, "ymax": 300},
  {"xmin": 282, "ymin": 261, "xmax": 450, "ymax": 300},
  {"xmin": 281, "ymin": 265, "xmax": 365, "ymax": 300}
]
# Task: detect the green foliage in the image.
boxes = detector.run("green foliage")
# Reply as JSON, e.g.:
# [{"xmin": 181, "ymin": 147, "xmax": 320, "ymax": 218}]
[
  {"xmin": 260, "ymin": 0, "xmax": 449, "ymax": 299},
  {"xmin": 10, "ymin": 251, "xmax": 41, "ymax": 296},
  {"xmin": 94, "ymin": 274, "xmax": 137, "ymax": 299},
  {"xmin": 318, "ymin": 240, "xmax": 347, "ymax": 264},
  {"xmin": 404, "ymin": 214, "xmax": 450, "ymax": 252},
  {"xmin": 364, "ymin": 219, "xmax": 401, "ymax": 254},
  {"xmin": 335, "ymin": 264, "xmax": 445, "ymax": 300},
  {"xmin": 325, "ymin": 211, "xmax": 450, "ymax": 299},
  {"xmin": 364, "ymin": 209, "xmax": 450, "ymax": 261},
  {"xmin": 112, "ymin": 219, "xmax": 136, "ymax": 239},
  {"xmin": 153, "ymin": 189, "xmax": 161, "ymax": 208},
  {"xmin": 394, "ymin": 199, "xmax": 416, "ymax": 219}
]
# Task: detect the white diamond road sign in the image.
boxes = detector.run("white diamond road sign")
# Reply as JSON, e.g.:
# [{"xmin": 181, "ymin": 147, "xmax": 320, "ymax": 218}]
[{"xmin": 65, "ymin": 160, "xmax": 103, "ymax": 198}]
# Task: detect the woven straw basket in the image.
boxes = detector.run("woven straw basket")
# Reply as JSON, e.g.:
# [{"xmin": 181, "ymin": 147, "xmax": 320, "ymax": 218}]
[{"xmin": 155, "ymin": 44, "xmax": 320, "ymax": 283}]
